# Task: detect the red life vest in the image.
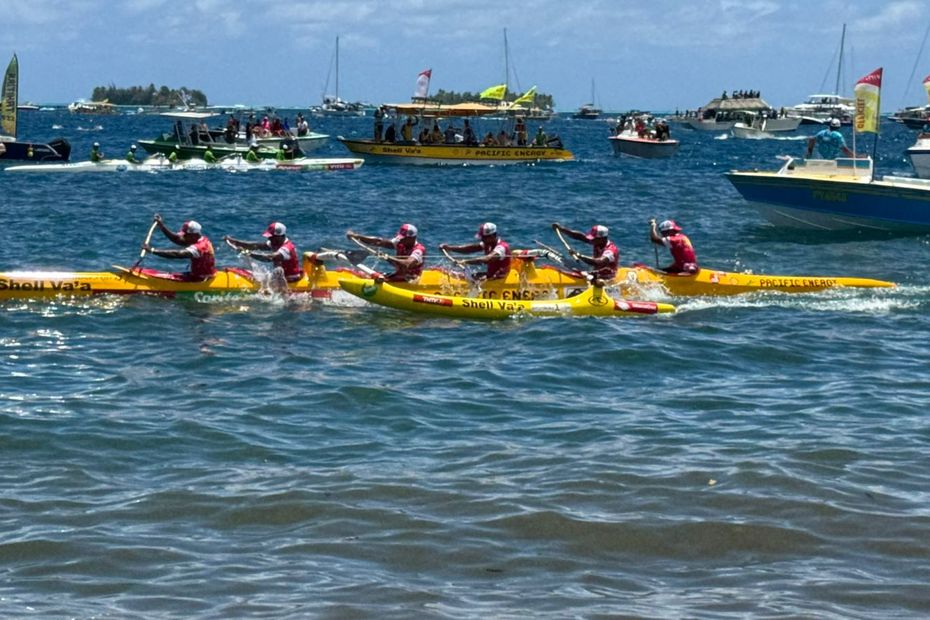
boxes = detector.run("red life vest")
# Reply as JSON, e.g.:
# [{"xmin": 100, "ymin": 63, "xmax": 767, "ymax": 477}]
[
  {"xmin": 392, "ymin": 241, "xmax": 426, "ymax": 280},
  {"xmin": 189, "ymin": 236, "xmax": 216, "ymax": 279},
  {"xmin": 482, "ymin": 239, "xmax": 511, "ymax": 279},
  {"xmin": 275, "ymin": 239, "xmax": 302, "ymax": 281},
  {"xmin": 594, "ymin": 240, "xmax": 620, "ymax": 279},
  {"xmin": 667, "ymin": 233, "xmax": 698, "ymax": 272}
]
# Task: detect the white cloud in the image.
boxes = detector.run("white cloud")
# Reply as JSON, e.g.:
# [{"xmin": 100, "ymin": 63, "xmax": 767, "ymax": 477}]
[{"xmin": 854, "ymin": 1, "xmax": 925, "ymax": 33}]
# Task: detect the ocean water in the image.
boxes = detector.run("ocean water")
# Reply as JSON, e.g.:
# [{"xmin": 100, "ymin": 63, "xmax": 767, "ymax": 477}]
[{"xmin": 2, "ymin": 110, "xmax": 930, "ymax": 618}]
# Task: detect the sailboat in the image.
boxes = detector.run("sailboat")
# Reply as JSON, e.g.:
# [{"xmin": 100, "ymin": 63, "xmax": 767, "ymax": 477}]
[
  {"xmin": 0, "ymin": 53, "xmax": 71, "ymax": 162},
  {"xmin": 786, "ymin": 24, "xmax": 855, "ymax": 125},
  {"xmin": 310, "ymin": 36, "xmax": 366, "ymax": 117},
  {"xmin": 573, "ymin": 79, "xmax": 601, "ymax": 119}
]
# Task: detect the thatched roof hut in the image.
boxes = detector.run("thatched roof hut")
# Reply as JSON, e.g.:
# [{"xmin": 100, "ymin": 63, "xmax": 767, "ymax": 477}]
[{"xmin": 703, "ymin": 96, "xmax": 772, "ymax": 112}]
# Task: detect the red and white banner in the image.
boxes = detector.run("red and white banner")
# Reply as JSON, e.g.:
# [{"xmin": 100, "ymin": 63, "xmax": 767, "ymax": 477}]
[
  {"xmin": 413, "ymin": 69, "xmax": 431, "ymax": 99},
  {"xmin": 854, "ymin": 67, "xmax": 882, "ymax": 134}
]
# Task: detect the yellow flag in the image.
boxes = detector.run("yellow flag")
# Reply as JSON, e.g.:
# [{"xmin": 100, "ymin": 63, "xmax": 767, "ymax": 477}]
[
  {"xmin": 512, "ymin": 86, "xmax": 537, "ymax": 106},
  {"xmin": 853, "ymin": 67, "xmax": 882, "ymax": 134},
  {"xmin": 480, "ymin": 84, "xmax": 507, "ymax": 101}
]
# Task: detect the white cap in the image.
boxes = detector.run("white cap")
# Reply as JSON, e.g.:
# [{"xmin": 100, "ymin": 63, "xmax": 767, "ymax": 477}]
[
  {"xmin": 476, "ymin": 222, "xmax": 498, "ymax": 238},
  {"xmin": 179, "ymin": 220, "xmax": 202, "ymax": 235},
  {"xmin": 262, "ymin": 222, "xmax": 286, "ymax": 237}
]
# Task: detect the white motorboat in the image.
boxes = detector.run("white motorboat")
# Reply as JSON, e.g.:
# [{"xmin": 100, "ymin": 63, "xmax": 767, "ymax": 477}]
[{"xmin": 907, "ymin": 133, "xmax": 930, "ymax": 179}]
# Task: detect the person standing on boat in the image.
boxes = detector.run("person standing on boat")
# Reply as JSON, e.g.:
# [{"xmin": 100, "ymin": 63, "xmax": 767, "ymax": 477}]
[
  {"xmin": 224, "ymin": 222, "xmax": 302, "ymax": 283},
  {"xmin": 462, "ymin": 119, "xmax": 477, "ymax": 146},
  {"xmin": 125, "ymin": 144, "xmax": 142, "ymax": 164},
  {"xmin": 806, "ymin": 118, "xmax": 854, "ymax": 159},
  {"xmin": 401, "ymin": 116, "xmax": 417, "ymax": 142},
  {"xmin": 649, "ymin": 219, "xmax": 698, "ymax": 274},
  {"xmin": 514, "ymin": 116, "xmax": 528, "ymax": 146},
  {"xmin": 90, "ymin": 142, "xmax": 104, "ymax": 163},
  {"xmin": 439, "ymin": 222, "xmax": 511, "ymax": 281},
  {"xmin": 143, "ymin": 215, "xmax": 216, "ymax": 281},
  {"xmin": 373, "ymin": 106, "xmax": 385, "ymax": 142},
  {"xmin": 552, "ymin": 223, "xmax": 619, "ymax": 281},
  {"xmin": 346, "ymin": 224, "xmax": 425, "ymax": 282}
]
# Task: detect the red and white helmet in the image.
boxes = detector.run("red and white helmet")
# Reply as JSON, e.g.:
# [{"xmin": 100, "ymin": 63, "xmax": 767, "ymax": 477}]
[
  {"xmin": 391, "ymin": 223, "xmax": 418, "ymax": 243},
  {"xmin": 475, "ymin": 222, "xmax": 498, "ymax": 238},
  {"xmin": 658, "ymin": 219, "xmax": 681, "ymax": 234},
  {"xmin": 178, "ymin": 220, "xmax": 202, "ymax": 236},
  {"xmin": 585, "ymin": 225, "xmax": 609, "ymax": 240},
  {"xmin": 262, "ymin": 222, "xmax": 287, "ymax": 237}
]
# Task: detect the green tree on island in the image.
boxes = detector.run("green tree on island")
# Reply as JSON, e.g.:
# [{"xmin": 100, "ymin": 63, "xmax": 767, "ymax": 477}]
[{"xmin": 91, "ymin": 83, "xmax": 208, "ymax": 107}]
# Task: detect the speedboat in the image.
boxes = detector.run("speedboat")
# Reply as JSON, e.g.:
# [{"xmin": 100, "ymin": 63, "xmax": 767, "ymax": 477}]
[
  {"xmin": 906, "ymin": 133, "xmax": 930, "ymax": 179},
  {"xmin": 726, "ymin": 156, "xmax": 930, "ymax": 231},
  {"xmin": 608, "ymin": 130, "xmax": 678, "ymax": 158}
]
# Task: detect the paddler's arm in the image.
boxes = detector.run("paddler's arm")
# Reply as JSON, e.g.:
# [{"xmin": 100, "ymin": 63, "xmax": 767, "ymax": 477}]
[
  {"xmin": 153, "ymin": 214, "xmax": 185, "ymax": 246},
  {"xmin": 346, "ymin": 230, "xmax": 393, "ymax": 249},
  {"xmin": 648, "ymin": 219, "xmax": 663, "ymax": 244},
  {"xmin": 223, "ymin": 235, "xmax": 266, "ymax": 251},
  {"xmin": 142, "ymin": 244, "xmax": 194, "ymax": 260},
  {"xmin": 551, "ymin": 222, "xmax": 587, "ymax": 242},
  {"xmin": 438, "ymin": 242, "xmax": 481, "ymax": 254}
]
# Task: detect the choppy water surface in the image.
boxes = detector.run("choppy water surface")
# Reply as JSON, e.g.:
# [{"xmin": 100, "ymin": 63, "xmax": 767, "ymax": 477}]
[{"xmin": 2, "ymin": 111, "xmax": 930, "ymax": 618}]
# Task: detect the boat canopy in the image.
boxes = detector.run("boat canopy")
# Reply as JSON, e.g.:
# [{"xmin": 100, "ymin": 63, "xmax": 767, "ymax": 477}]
[
  {"xmin": 157, "ymin": 111, "xmax": 218, "ymax": 120},
  {"xmin": 384, "ymin": 102, "xmax": 502, "ymax": 117}
]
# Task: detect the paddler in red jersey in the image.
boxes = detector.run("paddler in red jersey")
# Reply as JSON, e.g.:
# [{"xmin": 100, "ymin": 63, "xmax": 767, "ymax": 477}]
[
  {"xmin": 346, "ymin": 223, "xmax": 426, "ymax": 282},
  {"xmin": 224, "ymin": 222, "xmax": 302, "ymax": 283},
  {"xmin": 649, "ymin": 218, "xmax": 698, "ymax": 274},
  {"xmin": 551, "ymin": 222, "xmax": 620, "ymax": 281},
  {"xmin": 143, "ymin": 214, "xmax": 216, "ymax": 280},
  {"xmin": 439, "ymin": 222, "xmax": 511, "ymax": 281}
]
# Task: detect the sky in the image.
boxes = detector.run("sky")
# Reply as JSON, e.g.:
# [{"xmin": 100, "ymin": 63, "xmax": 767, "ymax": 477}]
[{"xmin": 3, "ymin": 0, "xmax": 930, "ymax": 112}]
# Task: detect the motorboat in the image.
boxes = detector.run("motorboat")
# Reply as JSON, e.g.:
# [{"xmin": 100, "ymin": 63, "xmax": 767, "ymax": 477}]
[
  {"xmin": 785, "ymin": 94, "xmax": 854, "ymax": 125},
  {"xmin": 686, "ymin": 92, "xmax": 800, "ymax": 132},
  {"xmin": 907, "ymin": 133, "xmax": 930, "ymax": 179},
  {"xmin": 726, "ymin": 156, "xmax": 930, "ymax": 231},
  {"xmin": 67, "ymin": 99, "xmax": 117, "ymax": 114},
  {"xmin": 609, "ymin": 129, "xmax": 678, "ymax": 158}
]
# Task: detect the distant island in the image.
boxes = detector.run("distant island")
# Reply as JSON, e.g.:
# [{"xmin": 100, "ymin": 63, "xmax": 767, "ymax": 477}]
[
  {"xmin": 431, "ymin": 89, "xmax": 554, "ymax": 109},
  {"xmin": 90, "ymin": 84, "xmax": 208, "ymax": 107}
]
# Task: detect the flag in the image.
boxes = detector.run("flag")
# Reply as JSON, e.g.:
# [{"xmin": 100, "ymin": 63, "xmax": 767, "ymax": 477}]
[
  {"xmin": 413, "ymin": 69, "xmax": 431, "ymax": 99},
  {"xmin": 479, "ymin": 84, "xmax": 507, "ymax": 101},
  {"xmin": 854, "ymin": 67, "xmax": 882, "ymax": 134},
  {"xmin": 923, "ymin": 74, "xmax": 930, "ymax": 105},
  {"xmin": 512, "ymin": 86, "xmax": 537, "ymax": 106}
]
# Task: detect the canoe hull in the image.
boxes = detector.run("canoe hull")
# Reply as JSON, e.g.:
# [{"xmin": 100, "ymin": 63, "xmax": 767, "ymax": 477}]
[{"xmin": 338, "ymin": 278, "xmax": 674, "ymax": 319}]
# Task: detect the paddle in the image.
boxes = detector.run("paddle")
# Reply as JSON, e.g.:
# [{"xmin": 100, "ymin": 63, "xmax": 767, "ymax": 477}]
[
  {"xmin": 533, "ymin": 240, "xmax": 567, "ymax": 265},
  {"xmin": 649, "ymin": 218, "xmax": 660, "ymax": 268},
  {"xmin": 131, "ymin": 218, "xmax": 160, "ymax": 272}
]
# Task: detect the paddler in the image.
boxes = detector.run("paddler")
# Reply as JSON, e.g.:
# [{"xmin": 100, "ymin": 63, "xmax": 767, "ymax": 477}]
[
  {"xmin": 346, "ymin": 224, "xmax": 425, "ymax": 282},
  {"xmin": 90, "ymin": 142, "xmax": 104, "ymax": 163},
  {"xmin": 143, "ymin": 215, "xmax": 217, "ymax": 281},
  {"xmin": 125, "ymin": 144, "xmax": 142, "ymax": 164},
  {"xmin": 552, "ymin": 222, "xmax": 619, "ymax": 281},
  {"xmin": 649, "ymin": 219, "xmax": 698, "ymax": 274},
  {"xmin": 245, "ymin": 143, "xmax": 261, "ymax": 163},
  {"xmin": 439, "ymin": 222, "xmax": 511, "ymax": 281},
  {"xmin": 224, "ymin": 222, "xmax": 302, "ymax": 283},
  {"xmin": 202, "ymin": 145, "xmax": 217, "ymax": 164}
]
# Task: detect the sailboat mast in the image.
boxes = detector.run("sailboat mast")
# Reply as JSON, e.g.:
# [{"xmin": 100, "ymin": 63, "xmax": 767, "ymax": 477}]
[
  {"xmin": 503, "ymin": 28, "xmax": 509, "ymax": 98},
  {"xmin": 335, "ymin": 35, "xmax": 340, "ymax": 101},
  {"xmin": 834, "ymin": 23, "xmax": 846, "ymax": 95}
]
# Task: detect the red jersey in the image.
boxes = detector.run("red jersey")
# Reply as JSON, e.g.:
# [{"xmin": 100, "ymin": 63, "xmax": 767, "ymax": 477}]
[
  {"xmin": 482, "ymin": 239, "xmax": 511, "ymax": 279},
  {"xmin": 271, "ymin": 239, "xmax": 301, "ymax": 281},
  {"xmin": 663, "ymin": 233, "xmax": 698, "ymax": 273},
  {"xmin": 388, "ymin": 241, "xmax": 426, "ymax": 281}
]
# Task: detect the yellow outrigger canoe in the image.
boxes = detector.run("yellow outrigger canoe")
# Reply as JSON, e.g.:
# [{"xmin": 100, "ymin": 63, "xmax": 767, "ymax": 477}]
[
  {"xmin": 0, "ymin": 251, "xmax": 894, "ymax": 301},
  {"xmin": 339, "ymin": 278, "xmax": 675, "ymax": 319}
]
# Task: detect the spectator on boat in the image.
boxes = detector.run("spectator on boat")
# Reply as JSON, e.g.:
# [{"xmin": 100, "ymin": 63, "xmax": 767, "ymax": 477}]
[
  {"xmin": 224, "ymin": 222, "xmax": 302, "ymax": 284},
  {"xmin": 384, "ymin": 123, "xmax": 397, "ymax": 143},
  {"xmin": 654, "ymin": 120, "xmax": 671, "ymax": 141},
  {"xmin": 144, "ymin": 215, "xmax": 216, "ymax": 281},
  {"xmin": 514, "ymin": 116, "xmax": 528, "ymax": 145},
  {"xmin": 417, "ymin": 126, "xmax": 430, "ymax": 144},
  {"xmin": 497, "ymin": 129, "xmax": 511, "ymax": 146},
  {"xmin": 533, "ymin": 126, "xmax": 548, "ymax": 146},
  {"xmin": 271, "ymin": 117, "xmax": 283, "ymax": 136},
  {"xmin": 203, "ymin": 145, "xmax": 217, "ymax": 164},
  {"xmin": 439, "ymin": 222, "xmax": 511, "ymax": 281},
  {"xmin": 401, "ymin": 116, "xmax": 417, "ymax": 142},
  {"xmin": 188, "ymin": 123, "xmax": 200, "ymax": 145},
  {"xmin": 430, "ymin": 122, "xmax": 443, "ymax": 144},
  {"xmin": 806, "ymin": 118, "xmax": 854, "ymax": 159},
  {"xmin": 346, "ymin": 224, "xmax": 425, "ymax": 282},
  {"xmin": 245, "ymin": 143, "xmax": 261, "ymax": 163},
  {"xmin": 462, "ymin": 119, "xmax": 477, "ymax": 146},
  {"xmin": 90, "ymin": 142, "xmax": 104, "ymax": 163},
  {"xmin": 481, "ymin": 131, "xmax": 496, "ymax": 146},
  {"xmin": 373, "ymin": 106, "xmax": 385, "ymax": 142},
  {"xmin": 634, "ymin": 117, "xmax": 647, "ymax": 138},
  {"xmin": 649, "ymin": 219, "xmax": 698, "ymax": 274},
  {"xmin": 125, "ymin": 144, "xmax": 142, "ymax": 164},
  {"xmin": 261, "ymin": 115, "xmax": 271, "ymax": 133},
  {"xmin": 224, "ymin": 116, "xmax": 237, "ymax": 143},
  {"xmin": 551, "ymin": 222, "xmax": 619, "ymax": 281},
  {"xmin": 444, "ymin": 123, "xmax": 457, "ymax": 144},
  {"xmin": 296, "ymin": 114, "xmax": 309, "ymax": 137}
]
